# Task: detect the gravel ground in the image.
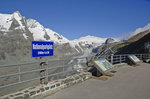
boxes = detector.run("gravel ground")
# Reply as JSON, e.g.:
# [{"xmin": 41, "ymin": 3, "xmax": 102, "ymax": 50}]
[{"xmin": 45, "ymin": 63, "xmax": 150, "ymax": 99}]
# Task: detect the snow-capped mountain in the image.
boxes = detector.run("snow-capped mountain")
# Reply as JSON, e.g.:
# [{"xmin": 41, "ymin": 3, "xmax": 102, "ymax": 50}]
[
  {"xmin": 0, "ymin": 11, "xmax": 107, "ymax": 48},
  {"xmin": 0, "ymin": 11, "xmax": 69, "ymax": 44},
  {"xmin": 71, "ymin": 35, "xmax": 107, "ymax": 47},
  {"xmin": 69, "ymin": 35, "xmax": 107, "ymax": 52},
  {"xmin": 0, "ymin": 11, "xmax": 25, "ymax": 32},
  {"xmin": 0, "ymin": 11, "xmax": 108, "ymax": 63},
  {"xmin": 46, "ymin": 28, "xmax": 69, "ymax": 44},
  {"xmin": 27, "ymin": 19, "xmax": 69, "ymax": 44}
]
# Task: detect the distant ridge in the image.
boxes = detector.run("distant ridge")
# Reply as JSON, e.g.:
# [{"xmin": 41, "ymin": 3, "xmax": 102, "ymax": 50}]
[
  {"xmin": 128, "ymin": 30, "xmax": 150, "ymax": 43},
  {"xmin": 92, "ymin": 29, "xmax": 150, "ymax": 58},
  {"xmin": 114, "ymin": 30, "xmax": 150, "ymax": 54}
]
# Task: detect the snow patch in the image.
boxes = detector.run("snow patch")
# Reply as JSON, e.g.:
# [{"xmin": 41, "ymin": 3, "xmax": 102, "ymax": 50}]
[
  {"xmin": 0, "ymin": 11, "xmax": 25, "ymax": 31},
  {"xmin": 46, "ymin": 28, "xmax": 69, "ymax": 44},
  {"xmin": 0, "ymin": 14, "xmax": 13, "ymax": 31},
  {"xmin": 71, "ymin": 35, "xmax": 107, "ymax": 47},
  {"xmin": 27, "ymin": 19, "xmax": 48, "ymax": 41},
  {"xmin": 68, "ymin": 35, "xmax": 107, "ymax": 53},
  {"xmin": 27, "ymin": 19, "xmax": 70, "ymax": 44},
  {"xmin": 23, "ymin": 33, "xmax": 28, "ymax": 39},
  {"xmin": 3, "ymin": 33, "xmax": 7, "ymax": 35}
]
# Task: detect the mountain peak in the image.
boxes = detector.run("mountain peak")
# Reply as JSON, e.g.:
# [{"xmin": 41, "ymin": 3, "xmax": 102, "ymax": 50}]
[
  {"xmin": 12, "ymin": 11, "xmax": 22, "ymax": 20},
  {"xmin": 73, "ymin": 35, "xmax": 107, "ymax": 42},
  {"xmin": 13, "ymin": 11, "xmax": 21, "ymax": 15}
]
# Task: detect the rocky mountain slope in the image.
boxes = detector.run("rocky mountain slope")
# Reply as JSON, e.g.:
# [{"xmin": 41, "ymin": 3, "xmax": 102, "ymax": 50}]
[
  {"xmin": 0, "ymin": 11, "xmax": 107, "ymax": 64},
  {"xmin": 92, "ymin": 29, "xmax": 150, "ymax": 58},
  {"xmin": 92, "ymin": 38, "xmax": 119, "ymax": 58},
  {"xmin": 114, "ymin": 30, "xmax": 150, "ymax": 54}
]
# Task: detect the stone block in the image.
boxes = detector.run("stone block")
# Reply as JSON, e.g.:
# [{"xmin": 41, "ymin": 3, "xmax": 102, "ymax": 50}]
[
  {"xmin": 66, "ymin": 83, "xmax": 70, "ymax": 86},
  {"xmin": 83, "ymin": 76, "xmax": 86, "ymax": 80},
  {"xmin": 56, "ymin": 83, "xmax": 60, "ymax": 87},
  {"xmin": 14, "ymin": 96, "xmax": 24, "ymax": 99},
  {"xmin": 75, "ymin": 76, "xmax": 79, "ymax": 80},
  {"xmin": 51, "ymin": 85, "xmax": 55, "ymax": 89},
  {"xmin": 24, "ymin": 94, "xmax": 30, "ymax": 99},
  {"xmin": 40, "ymin": 88, "xmax": 45, "ymax": 92},
  {"xmin": 30, "ymin": 91, "xmax": 36, "ymax": 96},
  {"xmin": 45, "ymin": 87, "xmax": 49, "ymax": 90},
  {"xmin": 60, "ymin": 81, "xmax": 63, "ymax": 84},
  {"xmin": 9, "ymin": 95, "xmax": 14, "ymax": 97},
  {"xmin": 2, "ymin": 97, "xmax": 9, "ymax": 99},
  {"xmin": 36, "ymin": 90, "xmax": 41, "ymax": 94}
]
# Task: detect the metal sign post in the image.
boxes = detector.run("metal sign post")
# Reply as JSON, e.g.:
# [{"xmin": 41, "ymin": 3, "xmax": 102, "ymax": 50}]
[{"xmin": 31, "ymin": 41, "xmax": 54, "ymax": 85}]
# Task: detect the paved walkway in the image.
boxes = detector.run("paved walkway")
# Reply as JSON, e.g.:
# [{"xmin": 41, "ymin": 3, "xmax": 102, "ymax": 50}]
[{"xmin": 45, "ymin": 63, "xmax": 150, "ymax": 99}]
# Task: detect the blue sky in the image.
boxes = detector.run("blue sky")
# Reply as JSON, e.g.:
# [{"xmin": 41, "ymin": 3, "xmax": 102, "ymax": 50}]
[{"xmin": 0, "ymin": 0, "xmax": 150, "ymax": 40}]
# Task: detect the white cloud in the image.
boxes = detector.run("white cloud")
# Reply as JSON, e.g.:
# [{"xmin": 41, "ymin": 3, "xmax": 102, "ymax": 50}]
[
  {"xmin": 119, "ymin": 23, "xmax": 150, "ymax": 41},
  {"xmin": 131, "ymin": 23, "xmax": 150, "ymax": 36}
]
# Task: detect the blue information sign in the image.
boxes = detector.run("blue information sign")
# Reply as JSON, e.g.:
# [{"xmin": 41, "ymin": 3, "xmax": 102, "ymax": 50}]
[{"xmin": 31, "ymin": 41, "xmax": 54, "ymax": 57}]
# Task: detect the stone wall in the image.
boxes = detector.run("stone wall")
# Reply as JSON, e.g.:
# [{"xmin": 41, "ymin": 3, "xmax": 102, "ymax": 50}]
[{"xmin": 1, "ymin": 72, "xmax": 91, "ymax": 99}]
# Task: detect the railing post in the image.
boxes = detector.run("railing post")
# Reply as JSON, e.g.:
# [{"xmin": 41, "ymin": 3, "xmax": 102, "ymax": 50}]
[
  {"xmin": 63, "ymin": 60, "xmax": 66, "ymax": 78},
  {"xmin": 140, "ymin": 54, "xmax": 142, "ymax": 60},
  {"xmin": 18, "ymin": 65, "xmax": 21, "ymax": 82},
  {"xmin": 111, "ymin": 54, "xmax": 113, "ymax": 64},
  {"xmin": 63, "ymin": 60, "xmax": 65, "ymax": 72},
  {"xmin": 85, "ymin": 57, "xmax": 88, "ymax": 72},
  {"xmin": 75, "ymin": 58, "xmax": 78, "ymax": 72},
  {"xmin": 120, "ymin": 55, "xmax": 122, "ymax": 63},
  {"xmin": 45, "ymin": 61, "xmax": 48, "ymax": 84}
]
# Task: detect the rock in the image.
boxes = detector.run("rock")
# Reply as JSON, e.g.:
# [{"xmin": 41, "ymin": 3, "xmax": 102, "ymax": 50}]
[
  {"xmin": 105, "ymin": 38, "xmax": 115, "ymax": 44},
  {"xmin": 24, "ymin": 94, "xmax": 30, "ymax": 99}
]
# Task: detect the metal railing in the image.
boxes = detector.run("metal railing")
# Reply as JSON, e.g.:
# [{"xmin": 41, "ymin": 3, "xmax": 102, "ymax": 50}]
[
  {"xmin": 0, "ymin": 57, "xmax": 88, "ymax": 92},
  {"xmin": 105, "ymin": 53, "xmax": 150, "ymax": 64},
  {"xmin": 0, "ymin": 53, "xmax": 150, "ymax": 96}
]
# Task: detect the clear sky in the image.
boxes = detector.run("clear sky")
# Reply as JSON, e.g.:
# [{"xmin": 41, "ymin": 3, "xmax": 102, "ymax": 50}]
[{"xmin": 0, "ymin": 0, "xmax": 150, "ymax": 40}]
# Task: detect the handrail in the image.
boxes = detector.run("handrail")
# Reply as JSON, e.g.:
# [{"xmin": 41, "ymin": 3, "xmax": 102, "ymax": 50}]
[
  {"xmin": 0, "ymin": 57, "xmax": 88, "ymax": 91},
  {"xmin": 0, "ymin": 53, "xmax": 149, "ymax": 93},
  {"xmin": 0, "ymin": 68, "xmax": 46, "ymax": 78}
]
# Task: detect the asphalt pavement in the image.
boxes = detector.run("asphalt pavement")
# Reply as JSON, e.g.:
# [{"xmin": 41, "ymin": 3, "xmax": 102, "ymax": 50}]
[{"xmin": 45, "ymin": 63, "xmax": 150, "ymax": 99}]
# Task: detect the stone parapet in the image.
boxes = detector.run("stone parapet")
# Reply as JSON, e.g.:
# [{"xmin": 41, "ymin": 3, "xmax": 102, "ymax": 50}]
[{"xmin": 1, "ymin": 72, "xmax": 91, "ymax": 99}]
